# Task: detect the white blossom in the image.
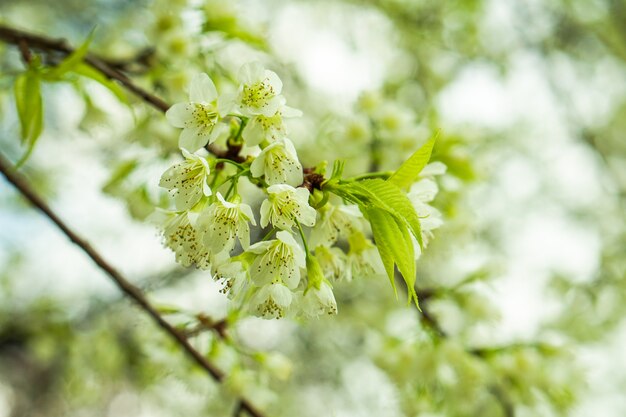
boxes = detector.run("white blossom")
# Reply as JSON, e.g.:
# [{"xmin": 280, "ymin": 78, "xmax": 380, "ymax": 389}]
[
  {"xmin": 420, "ymin": 161, "xmax": 447, "ymax": 177},
  {"xmin": 247, "ymin": 231, "xmax": 306, "ymax": 289},
  {"xmin": 196, "ymin": 192, "xmax": 256, "ymax": 255},
  {"xmin": 346, "ymin": 232, "xmax": 386, "ymax": 281},
  {"xmin": 259, "ymin": 184, "xmax": 316, "ymax": 230},
  {"xmin": 314, "ymin": 245, "xmax": 348, "ymax": 282},
  {"xmin": 214, "ymin": 258, "xmax": 249, "ymax": 300},
  {"xmin": 159, "ymin": 150, "xmax": 211, "ymax": 210},
  {"xmin": 302, "ymin": 281, "xmax": 338, "ymax": 317},
  {"xmin": 233, "ymin": 62, "xmax": 285, "ymax": 117},
  {"xmin": 408, "ymin": 178, "xmax": 443, "ymax": 251},
  {"xmin": 250, "ymin": 139, "xmax": 303, "ymax": 186},
  {"xmin": 252, "ymin": 282, "xmax": 293, "ymax": 319},
  {"xmin": 371, "ymin": 101, "xmax": 415, "ymax": 140},
  {"xmin": 242, "ymin": 105, "xmax": 302, "ymax": 147},
  {"xmin": 263, "ymin": 352, "xmax": 293, "ymax": 380},
  {"xmin": 309, "ymin": 204, "xmax": 363, "ymax": 248},
  {"xmin": 166, "ymin": 73, "xmax": 227, "ymax": 152},
  {"xmin": 152, "ymin": 210, "xmax": 212, "ymax": 270}
]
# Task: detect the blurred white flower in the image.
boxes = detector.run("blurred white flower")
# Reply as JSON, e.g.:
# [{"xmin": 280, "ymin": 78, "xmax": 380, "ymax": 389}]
[
  {"xmin": 346, "ymin": 232, "xmax": 386, "ymax": 280},
  {"xmin": 408, "ymin": 178, "xmax": 443, "ymax": 248},
  {"xmin": 309, "ymin": 204, "xmax": 363, "ymax": 247},
  {"xmin": 263, "ymin": 352, "xmax": 293, "ymax": 380},
  {"xmin": 314, "ymin": 245, "xmax": 348, "ymax": 282}
]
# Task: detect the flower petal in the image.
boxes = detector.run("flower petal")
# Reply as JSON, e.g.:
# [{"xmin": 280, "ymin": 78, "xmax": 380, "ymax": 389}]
[
  {"xmin": 281, "ymin": 105, "xmax": 303, "ymax": 118},
  {"xmin": 240, "ymin": 203, "xmax": 256, "ymax": 226},
  {"xmin": 247, "ymin": 240, "xmax": 273, "ymax": 254},
  {"xmin": 217, "ymin": 91, "xmax": 238, "ymax": 117},
  {"xmin": 239, "ymin": 62, "xmax": 264, "ymax": 85},
  {"xmin": 189, "ymin": 73, "xmax": 218, "ymax": 103},
  {"xmin": 281, "ymin": 265, "xmax": 301, "ymax": 289},
  {"xmin": 276, "ymin": 230, "xmax": 298, "ymax": 247},
  {"xmin": 242, "ymin": 117, "xmax": 265, "ymax": 147},
  {"xmin": 260, "ymin": 199, "xmax": 271, "ymax": 228},
  {"xmin": 270, "ymin": 283, "xmax": 292, "ymax": 307},
  {"xmin": 207, "ymin": 122, "xmax": 229, "ymax": 144},
  {"xmin": 250, "ymin": 151, "xmax": 266, "ymax": 178},
  {"xmin": 251, "ymin": 256, "xmax": 275, "ymax": 286},
  {"xmin": 264, "ymin": 70, "xmax": 283, "ymax": 95},
  {"xmin": 166, "ymin": 103, "xmax": 193, "ymax": 128},
  {"xmin": 179, "ymin": 126, "xmax": 207, "ymax": 152},
  {"xmin": 420, "ymin": 161, "xmax": 447, "ymax": 177},
  {"xmin": 259, "ymin": 95, "xmax": 284, "ymax": 117}
]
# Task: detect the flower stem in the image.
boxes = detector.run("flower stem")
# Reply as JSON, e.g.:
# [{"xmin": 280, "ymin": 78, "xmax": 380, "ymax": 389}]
[
  {"xmin": 260, "ymin": 227, "xmax": 277, "ymax": 242},
  {"xmin": 295, "ymin": 220, "xmax": 310, "ymax": 257},
  {"xmin": 213, "ymin": 158, "xmax": 245, "ymax": 170}
]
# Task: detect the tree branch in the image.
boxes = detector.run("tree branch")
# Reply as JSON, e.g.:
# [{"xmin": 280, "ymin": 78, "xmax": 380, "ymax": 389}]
[
  {"xmin": 0, "ymin": 25, "xmax": 170, "ymax": 112},
  {"xmin": 0, "ymin": 152, "xmax": 267, "ymax": 417},
  {"xmin": 0, "ymin": 25, "xmax": 248, "ymax": 161}
]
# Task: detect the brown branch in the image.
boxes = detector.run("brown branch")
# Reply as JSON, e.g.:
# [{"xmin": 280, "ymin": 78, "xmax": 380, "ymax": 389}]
[
  {"xmin": 0, "ymin": 152, "xmax": 267, "ymax": 417},
  {"xmin": 99, "ymin": 47, "xmax": 156, "ymax": 74},
  {"xmin": 0, "ymin": 25, "xmax": 170, "ymax": 113},
  {"xmin": 17, "ymin": 39, "xmax": 32, "ymax": 64},
  {"xmin": 0, "ymin": 24, "xmax": 252, "ymax": 169}
]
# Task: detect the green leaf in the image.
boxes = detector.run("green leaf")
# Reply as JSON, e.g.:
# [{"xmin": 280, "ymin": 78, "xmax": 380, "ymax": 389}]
[
  {"xmin": 330, "ymin": 179, "xmax": 423, "ymax": 249},
  {"xmin": 361, "ymin": 179, "xmax": 424, "ymax": 249},
  {"xmin": 325, "ymin": 178, "xmax": 424, "ymax": 305},
  {"xmin": 388, "ymin": 131, "xmax": 439, "ymax": 189},
  {"xmin": 73, "ymin": 63, "xmax": 127, "ymax": 103},
  {"xmin": 366, "ymin": 207, "xmax": 418, "ymax": 303},
  {"xmin": 102, "ymin": 159, "xmax": 138, "ymax": 194},
  {"xmin": 45, "ymin": 29, "xmax": 95, "ymax": 80},
  {"xmin": 14, "ymin": 69, "xmax": 44, "ymax": 167},
  {"xmin": 155, "ymin": 304, "xmax": 182, "ymax": 315}
]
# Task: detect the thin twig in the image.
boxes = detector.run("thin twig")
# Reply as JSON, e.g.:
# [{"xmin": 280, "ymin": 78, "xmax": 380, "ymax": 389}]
[
  {"xmin": 17, "ymin": 39, "xmax": 32, "ymax": 64},
  {"xmin": 0, "ymin": 25, "xmax": 169, "ymax": 112},
  {"xmin": 0, "ymin": 152, "xmax": 267, "ymax": 417},
  {"xmin": 0, "ymin": 25, "xmax": 242, "ymax": 162}
]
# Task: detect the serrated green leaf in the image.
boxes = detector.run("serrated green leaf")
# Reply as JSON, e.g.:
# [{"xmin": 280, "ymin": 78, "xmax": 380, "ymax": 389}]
[
  {"xmin": 388, "ymin": 131, "xmax": 439, "ymax": 189},
  {"xmin": 326, "ymin": 178, "xmax": 423, "ymax": 304},
  {"xmin": 73, "ymin": 63, "xmax": 127, "ymax": 103},
  {"xmin": 367, "ymin": 207, "xmax": 418, "ymax": 303},
  {"xmin": 45, "ymin": 30, "xmax": 95, "ymax": 80},
  {"xmin": 332, "ymin": 179, "xmax": 423, "ymax": 249},
  {"xmin": 360, "ymin": 179, "xmax": 423, "ymax": 249},
  {"xmin": 14, "ymin": 70, "xmax": 44, "ymax": 167}
]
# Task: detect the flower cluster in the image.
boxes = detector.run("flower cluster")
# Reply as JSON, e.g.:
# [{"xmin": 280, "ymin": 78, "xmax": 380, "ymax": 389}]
[{"xmin": 154, "ymin": 63, "xmax": 444, "ymax": 320}]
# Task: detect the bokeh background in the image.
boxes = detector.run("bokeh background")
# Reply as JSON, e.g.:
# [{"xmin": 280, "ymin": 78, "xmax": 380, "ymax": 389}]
[{"xmin": 1, "ymin": 0, "xmax": 625, "ymax": 416}]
